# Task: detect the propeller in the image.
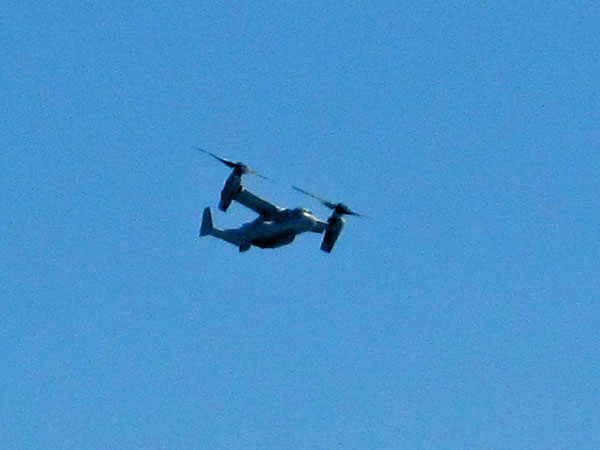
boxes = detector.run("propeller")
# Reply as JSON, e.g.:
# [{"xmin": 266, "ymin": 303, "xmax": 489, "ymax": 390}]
[
  {"xmin": 292, "ymin": 186, "xmax": 365, "ymax": 217},
  {"xmin": 195, "ymin": 148, "xmax": 269, "ymax": 180}
]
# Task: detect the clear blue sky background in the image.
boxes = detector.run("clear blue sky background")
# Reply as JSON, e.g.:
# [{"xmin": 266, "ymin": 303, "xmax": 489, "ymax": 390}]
[{"xmin": 2, "ymin": 2, "xmax": 599, "ymax": 449}]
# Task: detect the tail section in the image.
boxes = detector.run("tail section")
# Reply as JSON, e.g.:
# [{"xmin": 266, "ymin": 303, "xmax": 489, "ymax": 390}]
[
  {"xmin": 198, "ymin": 206, "xmax": 247, "ymax": 250},
  {"xmin": 199, "ymin": 207, "xmax": 213, "ymax": 236}
]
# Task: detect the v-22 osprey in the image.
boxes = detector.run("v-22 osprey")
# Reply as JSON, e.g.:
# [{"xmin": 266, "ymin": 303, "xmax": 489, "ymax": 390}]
[{"xmin": 196, "ymin": 148, "xmax": 364, "ymax": 253}]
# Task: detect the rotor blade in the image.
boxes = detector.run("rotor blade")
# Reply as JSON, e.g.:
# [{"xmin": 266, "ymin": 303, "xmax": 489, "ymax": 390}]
[
  {"xmin": 340, "ymin": 206, "xmax": 367, "ymax": 218},
  {"xmin": 194, "ymin": 147, "xmax": 237, "ymax": 169},
  {"xmin": 292, "ymin": 186, "xmax": 337, "ymax": 210},
  {"xmin": 245, "ymin": 168, "xmax": 270, "ymax": 180},
  {"xmin": 195, "ymin": 147, "xmax": 271, "ymax": 180},
  {"xmin": 293, "ymin": 186, "xmax": 367, "ymax": 217}
]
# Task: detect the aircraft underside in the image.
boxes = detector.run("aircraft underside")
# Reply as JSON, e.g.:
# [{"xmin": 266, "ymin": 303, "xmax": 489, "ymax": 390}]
[{"xmin": 251, "ymin": 231, "xmax": 296, "ymax": 248}]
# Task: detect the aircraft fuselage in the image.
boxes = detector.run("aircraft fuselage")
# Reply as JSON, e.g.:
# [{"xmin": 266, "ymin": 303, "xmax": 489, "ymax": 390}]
[{"xmin": 207, "ymin": 208, "xmax": 328, "ymax": 251}]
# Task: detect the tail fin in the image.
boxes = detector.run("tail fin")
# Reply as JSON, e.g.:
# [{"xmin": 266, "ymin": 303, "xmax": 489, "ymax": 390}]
[{"xmin": 199, "ymin": 207, "xmax": 213, "ymax": 236}]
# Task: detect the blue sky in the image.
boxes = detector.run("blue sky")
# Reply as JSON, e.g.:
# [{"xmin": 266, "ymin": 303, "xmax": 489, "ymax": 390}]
[{"xmin": 2, "ymin": 2, "xmax": 599, "ymax": 449}]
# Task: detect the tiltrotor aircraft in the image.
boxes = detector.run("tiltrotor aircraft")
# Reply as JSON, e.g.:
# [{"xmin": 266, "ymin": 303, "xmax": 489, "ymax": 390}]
[{"xmin": 196, "ymin": 148, "xmax": 363, "ymax": 253}]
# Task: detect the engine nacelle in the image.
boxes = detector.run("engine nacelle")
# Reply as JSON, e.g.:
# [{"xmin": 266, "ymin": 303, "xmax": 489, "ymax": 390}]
[
  {"xmin": 218, "ymin": 171, "xmax": 243, "ymax": 211},
  {"xmin": 321, "ymin": 214, "xmax": 345, "ymax": 253}
]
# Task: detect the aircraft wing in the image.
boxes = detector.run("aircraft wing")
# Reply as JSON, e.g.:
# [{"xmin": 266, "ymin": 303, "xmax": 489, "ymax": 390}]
[{"xmin": 235, "ymin": 188, "xmax": 282, "ymax": 218}]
